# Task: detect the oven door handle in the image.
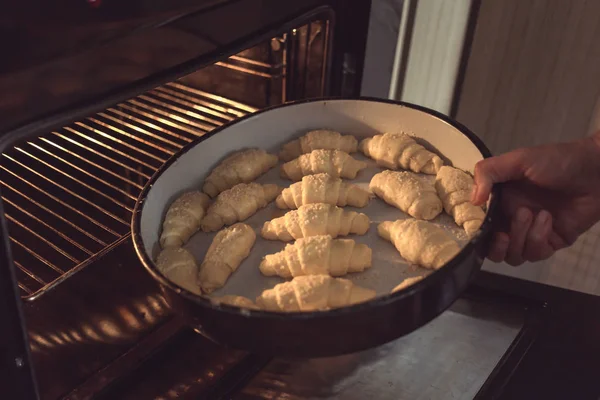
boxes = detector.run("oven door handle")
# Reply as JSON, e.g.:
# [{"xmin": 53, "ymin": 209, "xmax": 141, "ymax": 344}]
[{"xmin": 0, "ymin": 188, "xmax": 40, "ymax": 400}]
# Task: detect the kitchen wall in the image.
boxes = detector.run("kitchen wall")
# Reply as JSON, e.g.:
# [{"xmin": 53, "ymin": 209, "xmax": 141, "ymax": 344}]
[{"xmin": 361, "ymin": 0, "xmax": 405, "ymax": 99}]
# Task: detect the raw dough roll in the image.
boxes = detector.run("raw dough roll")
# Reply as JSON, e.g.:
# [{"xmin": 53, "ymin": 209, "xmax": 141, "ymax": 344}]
[
  {"xmin": 280, "ymin": 149, "xmax": 367, "ymax": 181},
  {"xmin": 202, "ymin": 148, "xmax": 278, "ymax": 198},
  {"xmin": 279, "ymin": 129, "xmax": 359, "ymax": 161},
  {"xmin": 261, "ymin": 203, "xmax": 370, "ymax": 242},
  {"xmin": 378, "ymin": 219, "xmax": 460, "ymax": 270},
  {"xmin": 259, "ymin": 235, "xmax": 372, "ymax": 278},
  {"xmin": 435, "ymin": 166, "xmax": 485, "ymax": 236},
  {"xmin": 370, "ymin": 170, "xmax": 442, "ymax": 220},
  {"xmin": 160, "ymin": 190, "xmax": 211, "ymax": 248},
  {"xmin": 359, "ymin": 132, "xmax": 443, "ymax": 174},
  {"xmin": 198, "ymin": 223, "xmax": 256, "ymax": 293},
  {"xmin": 156, "ymin": 247, "xmax": 202, "ymax": 295},
  {"xmin": 276, "ymin": 173, "xmax": 370, "ymax": 209},
  {"xmin": 256, "ymin": 275, "xmax": 376, "ymax": 312}
]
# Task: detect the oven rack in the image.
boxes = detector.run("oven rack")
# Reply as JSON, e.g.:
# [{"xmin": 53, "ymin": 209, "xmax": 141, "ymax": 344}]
[{"xmin": 1, "ymin": 82, "xmax": 257, "ymax": 300}]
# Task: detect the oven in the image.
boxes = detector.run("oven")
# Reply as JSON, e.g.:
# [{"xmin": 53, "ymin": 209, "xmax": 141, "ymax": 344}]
[{"xmin": 1, "ymin": 1, "xmax": 600, "ymax": 399}]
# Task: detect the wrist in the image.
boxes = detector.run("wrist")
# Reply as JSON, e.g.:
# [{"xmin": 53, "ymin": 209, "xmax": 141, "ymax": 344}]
[
  {"xmin": 590, "ymin": 130, "xmax": 600, "ymax": 187},
  {"xmin": 592, "ymin": 130, "xmax": 600, "ymax": 154}
]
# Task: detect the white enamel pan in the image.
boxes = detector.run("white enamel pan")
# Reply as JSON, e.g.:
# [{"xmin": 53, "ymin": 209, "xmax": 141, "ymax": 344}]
[{"xmin": 132, "ymin": 98, "xmax": 499, "ymax": 357}]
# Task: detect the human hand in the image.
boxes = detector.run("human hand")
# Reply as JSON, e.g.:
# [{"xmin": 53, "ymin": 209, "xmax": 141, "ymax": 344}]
[{"xmin": 471, "ymin": 131, "xmax": 600, "ymax": 266}]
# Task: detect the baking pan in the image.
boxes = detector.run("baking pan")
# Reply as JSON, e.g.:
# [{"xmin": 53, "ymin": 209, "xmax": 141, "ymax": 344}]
[{"xmin": 132, "ymin": 97, "xmax": 499, "ymax": 357}]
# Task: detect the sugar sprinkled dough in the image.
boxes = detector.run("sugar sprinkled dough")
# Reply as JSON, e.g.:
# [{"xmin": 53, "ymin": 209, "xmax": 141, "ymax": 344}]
[
  {"xmin": 359, "ymin": 132, "xmax": 443, "ymax": 174},
  {"xmin": 198, "ymin": 223, "xmax": 256, "ymax": 293},
  {"xmin": 281, "ymin": 149, "xmax": 367, "ymax": 181},
  {"xmin": 201, "ymin": 182, "xmax": 281, "ymax": 232},
  {"xmin": 259, "ymin": 235, "xmax": 372, "ymax": 278},
  {"xmin": 203, "ymin": 148, "xmax": 278, "ymax": 197},
  {"xmin": 276, "ymin": 173, "xmax": 369, "ymax": 209},
  {"xmin": 435, "ymin": 166, "xmax": 485, "ymax": 236},
  {"xmin": 256, "ymin": 275, "xmax": 376, "ymax": 312},
  {"xmin": 370, "ymin": 170, "xmax": 443, "ymax": 220},
  {"xmin": 279, "ymin": 130, "xmax": 359, "ymax": 161},
  {"xmin": 261, "ymin": 203, "xmax": 370, "ymax": 242},
  {"xmin": 378, "ymin": 219, "xmax": 460, "ymax": 270}
]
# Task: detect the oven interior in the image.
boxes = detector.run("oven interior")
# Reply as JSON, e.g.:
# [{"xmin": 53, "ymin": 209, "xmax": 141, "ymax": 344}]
[{"xmin": 5, "ymin": 20, "xmax": 328, "ymax": 302}]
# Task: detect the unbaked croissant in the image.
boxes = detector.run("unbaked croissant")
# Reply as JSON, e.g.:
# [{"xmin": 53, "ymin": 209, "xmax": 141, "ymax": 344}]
[
  {"xmin": 370, "ymin": 170, "xmax": 442, "ymax": 220},
  {"xmin": 256, "ymin": 275, "xmax": 376, "ymax": 312},
  {"xmin": 201, "ymin": 182, "xmax": 281, "ymax": 232},
  {"xmin": 435, "ymin": 166, "xmax": 485, "ymax": 236},
  {"xmin": 209, "ymin": 295, "xmax": 258, "ymax": 310},
  {"xmin": 276, "ymin": 173, "xmax": 370, "ymax": 209},
  {"xmin": 160, "ymin": 191, "xmax": 211, "ymax": 248},
  {"xmin": 378, "ymin": 219, "xmax": 460, "ymax": 270},
  {"xmin": 391, "ymin": 275, "xmax": 425, "ymax": 293},
  {"xmin": 202, "ymin": 148, "xmax": 278, "ymax": 198},
  {"xmin": 156, "ymin": 247, "xmax": 202, "ymax": 295},
  {"xmin": 261, "ymin": 203, "xmax": 370, "ymax": 242},
  {"xmin": 279, "ymin": 129, "xmax": 359, "ymax": 161},
  {"xmin": 359, "ymin": 132, "xmax": 443, "ymax": 174},
  {"xmin": 198, "ymin": 223, "xmax": 256, "ymax": 293},
  {"xmin": 280, "ymin": 149, "xmax": 367, "ymax": 181},
  {"xmin": 259, "ymin": 235, "xmax": 372, "ymax": 278}
]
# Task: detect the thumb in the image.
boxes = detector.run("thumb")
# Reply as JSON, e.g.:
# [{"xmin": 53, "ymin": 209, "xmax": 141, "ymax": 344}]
[{"xmin": 472, "ymin": 150, "xmax": 526, "ymax": 205}]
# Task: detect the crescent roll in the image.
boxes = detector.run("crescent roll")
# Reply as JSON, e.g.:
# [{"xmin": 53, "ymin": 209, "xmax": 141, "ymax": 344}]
[
  {"xmin": 378, "ymin": 219, "xmax": 460, "ymax": 270},
  {"xmin": 276, "ymin": 173, "xmax": 370, "ymax": 209},
  {"xmin": 256, "ymin": 275, "xmax": 376, "ymax": 312},
  {"xmin": 279, "ymin": 129, "xmax": 358, "ymax": 161},
  {"xmin": 435, "ymin": 166, "xmax": 485, "ymax": 235},
  {"xmin": 370, "ymin": 170, "xmax": 442, "ymax": 220},
  {"xmin": 202, "ymin": 148, "xmax": 278, "ymax": 198},
  {"xmin": 280, "ymin": 149, "xmax": 367, "ymax": 181},
  {"xmin": 201, "ymin": 182, "xmax": 281, "ymax": 232},
  {"xmin": 359, "ymin": 132, "xmax": 443, "ymax": 174}
]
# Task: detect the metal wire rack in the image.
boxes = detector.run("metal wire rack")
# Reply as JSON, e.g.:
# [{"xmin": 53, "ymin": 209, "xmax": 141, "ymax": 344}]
[{"xmin": 1, "ymin": 82, "xmax": 257, "ymax": 299}]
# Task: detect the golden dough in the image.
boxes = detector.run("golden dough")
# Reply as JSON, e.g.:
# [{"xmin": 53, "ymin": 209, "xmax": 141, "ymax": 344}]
[
  {"xmin": 280, "ymin": 149, "xmax": 367, "ymax": 181},
  {"xmin": 160, "ymin": 191, "xmax": 211, "ymax": 248},
  {"xmin": 359, "ymin": 132, "xmax": 443, "ymax": 174},
  {"xmin": 256, "ymin": 275, "xmax": 376, "ymax": 312},
  {"xmin": 276, "ymin": 173, "xmax": 370, "ymax": 209},
  {"xmin": 261, "ymin": 203, "xmax": 370, "ymax": 242},
  {"xmin": 156, "ymin": 247, "xmax": 201, "ymax": 295},
  {"xmin": 198, "ymin": 223, "xmax": 256, "ymax": 293},
  {"xmin": 202, "ymin": 148, "xmax": 278, "ymax": 198},
  {"xmin": 279, "ymin": 129, "xmax": 358, "ymax": 161},
  {"xmin": 201, "ymin": 183, "xmax": 281, "ymax": 232},
  {"xmin": 378, "ymin": 219, "xmax": 460, "ymax": 270},
  {"xmin": 370, "ymin": 170, "xmax": 442, "ymax": 220},
  {"xmin": 435, "ymin": 166, "xmax": 485, "ymax": 236},
  {"xmin": 259, "ymin": 235, "xmax": 372, "ymax": 278}
]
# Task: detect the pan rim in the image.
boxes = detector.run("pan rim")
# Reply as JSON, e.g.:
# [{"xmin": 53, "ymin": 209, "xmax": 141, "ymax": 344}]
[{"xmin": 131, "ymin": 96, "xmax": 499, "ymax": 320}]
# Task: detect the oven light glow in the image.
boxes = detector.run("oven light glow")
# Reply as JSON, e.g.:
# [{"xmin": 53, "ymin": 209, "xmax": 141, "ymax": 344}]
[
  {"xmin": 47, "ymin": 333, "xmax": 65, "ymax": 346},
  {"xmin": 97, "ymin": 319, "xmax": 122, "ymax": 340},
  {"xmin": 30, "ymin": 333, "xmax": 53, "ymax": 349},
  {"xmin": 81, "ymin": 323, "xmax": 103, "ymax": 342},
  {"xmin": 117, "ymin": 306, "xmax": 143, "ymax": 330}
]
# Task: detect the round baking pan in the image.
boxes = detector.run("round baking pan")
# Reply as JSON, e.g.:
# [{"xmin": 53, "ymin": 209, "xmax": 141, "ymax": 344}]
[{"xmin": 132, "ymin": 97, "xmax": 500, "ymax": 357}]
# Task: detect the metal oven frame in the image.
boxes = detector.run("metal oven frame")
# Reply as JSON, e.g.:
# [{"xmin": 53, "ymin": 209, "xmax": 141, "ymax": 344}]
[{"xmin": 0, "ymin": 1, "xmax": 372, "ymax": 399}]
